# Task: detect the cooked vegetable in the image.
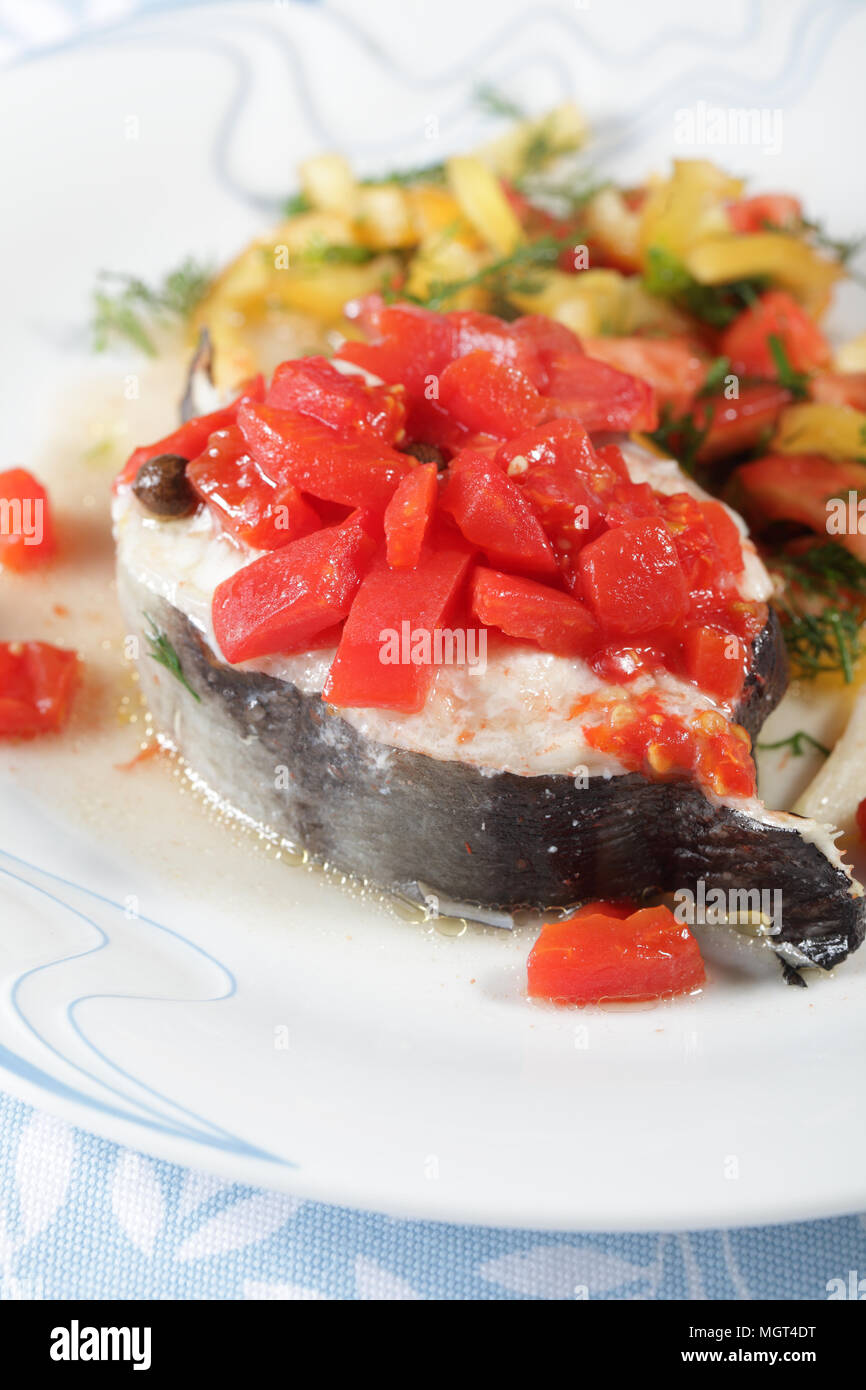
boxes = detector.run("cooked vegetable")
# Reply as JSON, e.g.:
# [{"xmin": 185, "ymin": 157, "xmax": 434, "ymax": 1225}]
[
  {"xmin": 527, "ymin": 904, "xmax": 705, "ymax": 1004},
  {"xmin": 0, "ymin": 641, "xmax": 80, "ymax": 738},
  {"xmin": 0, "ymin": 469, "xmax": 55, "ymax": 570}
]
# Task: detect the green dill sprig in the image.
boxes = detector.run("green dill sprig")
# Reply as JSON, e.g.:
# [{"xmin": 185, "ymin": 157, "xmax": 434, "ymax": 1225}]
[
  {"xmin": 768, "ymin": 543, "xmax": 866, "ymax": 682},
  {"xmin": 281, "ymin": 190, "xmax": 313, "ymax": 217},
  {"xmin": 144, "ymin": 614, "xmax": 200, "ymax": 702},
  {"xmin": 92, "ymin": 257, "xmax": 212, "ymax": 356},
  {"xmin": 298, "ymin": 241, "xmax": 377, "ymax": 266},
  {"xmin": 757, "ymin": 730, "xmax": 830, "ymax": 758},
  {"xmin": 412, "ymin": 232, "xmax": 579, "ymax": 312},
  {"xmin": 698, "ymin": 356, "xmax": 732, "ymax": 398},
  {"xmin": 647, "ymin": 403, "xmax": 714, "ymax": 475},
  {"xmin": 643, "ymin": 246, "xmax": 766, "ymax": 328},
  {"xmin": 766, "ymin": 334, "xmax": 809, "ymax": 399},
  {"xmin": 474, "ymin": 84, "xmax": 527, "ymax": 122}
]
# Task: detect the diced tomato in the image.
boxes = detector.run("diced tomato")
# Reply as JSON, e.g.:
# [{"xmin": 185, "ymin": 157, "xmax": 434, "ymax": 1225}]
[
  {"xmin": 727, "ymin": 194, "xmax": 802, "ymax": 234},
  {"xmin": 116, "ymin": 377, "xmax": 265, "ymax": 488},
  {"xmin": 323, "ymin": 537, "xmax": 474, "ymax": 712},
  {"xmin": 0, "ymin": 469, "xmax": 56, "ymax": 570},
  {"xmin": 728, "ymin": 452, "xmax": 866, "ymax": 559},
  {"xmin": 700, "ymin": 500, "xmax": 745, "ymax": 577},
  {"xmin": 441, "ymin": 450, "xmax": 558, "ymax": 576},
  {"xmin": 510, "ymin": 314, "xmax": 583, "ymax": 360},
  {"xmin": 810, "ymin": 371, "xmax": 866, "ymax": 412},
  {"xmin": 691, "ymin": 383, "xmax": 793, "ymax": 464},
  {"xmin": 661, "ymin": 492, "xmax": 732, "ymax": 599},
  {"xmin": 187, "ymin": 426, "xmax": 319, "ymax": 550},
  {"xmin": 438, "ymin": 351, "xmax": 544, "ymax": 437},
  {"xmin": 384, "ymin": 463, "xmax": 438, "ymax": 568},
  {"xmin": 682, "ymin": 625, "xmax": 747, "ymax": 703},
  {"xmin": 527, "ymin": 904, "xmax": 705, "ymax": 1004},
  {"xmin": 0, "ymin": 641, "xmax": 80, "ymax": 738},
  {"xmin": 448, "ymin": 311, "xmax": 546, "ymax": 385},
  {"xmin": 470, "ymin": 566, "xmax": 599, "ymax": 657},
  {"xmin": 589, "ymin": 644, "xmax": 668, "ymax": 684},
  {"xmin": 603, "ymin": 481, "xmax": 660, "ymax": 528},
  {"xmin": 541, "ymin": 351, "xmax": 658, "ymax": 433},
  {"xmin": 238, "ymin": 402, "xmax": 413, "ymax": 511},
  {"xmin": 497, "ymin": 421, "xmax": 617, "ymax": 554},
  {"xmin": 212, "ymin": 511, "xmax": 377, "ymax": 663},
  {"xmin": 337, "ymin": 303, "xmax": 456, "ymax": 396},
  {"xmin": 720, "ymin": 290, "xmax": 830, "ymax": 379},
  {"xmin": 583, "ymin": 337, "xmax": 706, "ymax": 415},
  {"xmin": 265, "ymin": 356, "xmax": 407, "ymax": 443},
  {"xmin": 579, "ymin": 518, "xmax": 689, "ymax": 637},
  {"xmin": 856, "ymin": 797, "xmax": 866, "ymax": 844}
]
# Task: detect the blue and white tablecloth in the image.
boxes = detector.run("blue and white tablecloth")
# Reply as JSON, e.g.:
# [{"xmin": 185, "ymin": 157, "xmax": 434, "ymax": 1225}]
[{"xmin": 2, "ymin": 0, "xmax": 865, "ymax": 1301}]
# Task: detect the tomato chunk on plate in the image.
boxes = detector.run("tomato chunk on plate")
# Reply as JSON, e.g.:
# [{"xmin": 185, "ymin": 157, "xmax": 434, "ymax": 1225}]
[
  {"xmin": 579, "ymin": 517, "xmax": 689, "ymax": 637},
  {"xmin": 0, "ymin": 469, "xmax": 55, "ymax": 570},
  {"xmin": 324, "ymin": 537, "xmax": 474, "ymax": 713},
  {"xmin": 471, "ymin": 566, "xmax": 599, "ymax": 658},
  {"xmin": 682, "ymin": 625, "xmax": 747, "ymax": 703},
  {"xmin": 238, "ymin": 402, "xmax": 414, "ymax": 511},
  {"xmin": 441, "ymin": 450, "xmax": 558, "ymax": 577},
  {"xmin": 384, "ymin": 463, "xmax": 438, "ymax": 568},
  {"xmin": 527, "ymin": 904, "xmax": 705, "ymax": 1004},
  {"xmin": 212, "ymin": 511, "xmax": 377, "ymax": 663},
  {"xmin": 541, "ymin": 351, "xmax": 658, "ymax": 433},
  {"xmin": 0, "ymin": 641, "xmax": 80, "ymax": 738},
  {"xmin": 187, "ymin": 426, "xmax": 320, "ymax": 550},
  {"xmin": 721, "ymin": 290, "xmax": 829, "ymax": 379},
  {"xmin": 265, "ymin": 356, "xmax": 406, "ymax": 443},
  {"xmin": 438, "ymin": 350, "xmax": 544, "ymax": 437}
]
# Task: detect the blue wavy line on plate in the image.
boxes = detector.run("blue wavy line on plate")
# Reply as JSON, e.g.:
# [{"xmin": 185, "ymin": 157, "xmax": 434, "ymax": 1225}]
[
  {"xmin": 0, "ymin": 849, "xmax": 291, "ymax": 1167},
  {"xmin": 3, "ymin": 1, "xmax": 861, "ymax": 212}
]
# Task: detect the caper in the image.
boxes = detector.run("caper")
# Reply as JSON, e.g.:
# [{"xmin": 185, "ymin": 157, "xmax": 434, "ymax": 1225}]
[
  {"xmin": 132, "ymin": 454, "xmax": 197, "ymax": 518},
  {"xmin": 401, "ymin": 441, "xmax": 447, "ymax": 469}
]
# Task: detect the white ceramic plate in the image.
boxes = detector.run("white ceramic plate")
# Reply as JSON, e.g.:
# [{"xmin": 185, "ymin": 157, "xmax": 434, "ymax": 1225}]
[{"xmin": 2, "ymin": 0, "xmax": 866, "ymax": 1231}]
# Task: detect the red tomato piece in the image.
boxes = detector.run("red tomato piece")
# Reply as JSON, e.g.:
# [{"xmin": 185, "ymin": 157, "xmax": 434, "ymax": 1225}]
[
  {"xmin": 700, "ymin": 500, "xmax": 745, "ymax": 577},
  {"xmin": 384, "ymin": 463, "xmax": 438, "ymax": 568},
  {"xmin": 856, "ymin": 797, "xmax": 866, "ymax": 845},
  {"xmin": 441, "ymin": 450, "xmax": 558, "ymax": 576},
  {"xmin": 510, "ymin": 314, "xmax": 583, "ymax": 359},
  {"xmin": 437, "ymin": 351, "xmax": 544, "ymax": 437},
  {"xmin": 810, "ymin": 371, "xmax": 866, "ymax": 412},
  {"xmin": 579, "ymin": 517, "xmax": 689, "ymax": 637},
  {"xmin": 497, "ymin": 422, "xmax": 617, "ymax": 555},
  {"xmin": 691, "ymin": 383, "xmax": 792, "ymax": 463},
  {"xmin": 212, "ymin": 512, "xmax": 377, "ymax": 663},
  {"xmin": 238, "ymin": 402, "xmax": 413, "ymax": 511},
  {"xmin": 495, "ymin": 417, "xmax": 598, "ymax": 474},
  {"xmin": 727, "ymin": 194, "xmax": 802, "ymax": 234},
  {"xmin": 470, "ymin": 566, "xmax": 599, "ymax": 657},
  {"xmin": 337, "ymin": 303, "xmax": 456, "ymax": 396},
  {"xmin": 682, "ymin": 625, "xmax": 747, "ymax": 702},
  {"xmin": 187, "ymin": 426, "xmax": 320, "ymax": 550},
  {"xmin": 603, "ymin": 481, "xmax": 660, "ymax": 528},
  {"xmin": 265, "ymin": 356, "xmax": 406, "ymax": 443},
  {"xmin": 583, "ymin": 337, "xmax": 706, "ymax": 415},
  {"xmin": 116, "ymin": 377, "xmax": 265, "ymax": 488},
  {"xmin": 0, "ymin": 469, "xmax": 56, "ymax": 570},
  {"xmin": 589, "ymin": 644, "xmax": 668, "ymax": 684},
  {"xmin": 527, "ymin": 904, "xmax": 705, "ymax": 1004},
  {"xmin": 541, "ymin": 351, "xmax": 658, "ymax": 433},
  {"xmin": 323, "ymin": 538, "xmax": 474, "ymax": 712},
  {"xmin": 721, "ymin": 290, "xmax": 830, "ymax": 379},
  {"xmin": 448, "ymin": 310, "xmax": 545, "ymax": 384},
  {"xmin": 0, "ymin": 641, "xmax": 80, "ymax": 738},
  {"xmin": 729, "ymin": 452, "xmax": 866, "ymax": 558}
]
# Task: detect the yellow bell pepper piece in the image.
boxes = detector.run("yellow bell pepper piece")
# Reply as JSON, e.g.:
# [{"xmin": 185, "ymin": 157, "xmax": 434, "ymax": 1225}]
[
  {"xmin": 834, "ymin": 332, "xmax": 866, "ymax": 374},
  {"xmin": 353, "ymin": 184, "xmax": 417, "ymax": 250},
  {"xmin": 299, "ymin": 153, "xmax": 358, "ymax": 214},
  {"xmin": 772, "ymin": 403, "xmax": 866, "ymax": 459},
  {"xmin": 639, "ymin": 159, "xmax": 742, "ymax": 263},
  {"xmin": 405, "ymin": 231, "xmax": 490, "ymax": 311},
  {"xmin": 406, "ymin": 185, "xmax": 463, "ymax": 239},
  {"xmin": 508, "ymin": 269, "xmax": 629, "ymax": 336},
  {"xmin": 476, "ymin": 102, "xmax": 588, "ymax": 180},
  {"xmin": 584, "ymin": 188, "xmax": 642, "ymax": 272},
  {"xmin": 446, "ymin": 156, "xmax": 523, "ymax": 255},
  {"xmin": 685, "ymin": 233, "xmax": 841, "ymax": 314}
]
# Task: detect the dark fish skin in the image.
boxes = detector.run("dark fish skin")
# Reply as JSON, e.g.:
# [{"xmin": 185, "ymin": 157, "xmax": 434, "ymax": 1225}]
[{"xmin": 139, "ymin": 590, "xmax": 863, "ymax": 971}]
